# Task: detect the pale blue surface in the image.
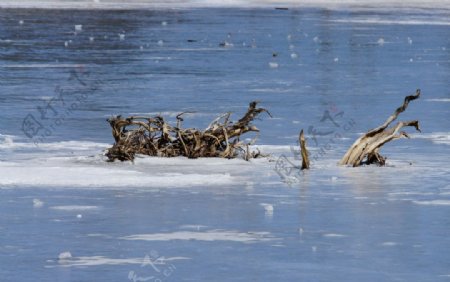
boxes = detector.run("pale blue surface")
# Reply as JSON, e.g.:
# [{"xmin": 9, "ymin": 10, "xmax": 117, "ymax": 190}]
[{"xmin": 0, "ymin": 7, "xmax": 450, "ymax": 282}]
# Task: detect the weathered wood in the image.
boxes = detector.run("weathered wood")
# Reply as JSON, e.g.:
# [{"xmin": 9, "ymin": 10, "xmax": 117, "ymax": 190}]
[
  {"xmin": 339, "ymin": 89, "xmax": 421, "ymax": 167},
  {"xmin": 299, "ymin": 129, "xmax": 310, "ymax": 170},
  {"xmin": 105, "ymin": 101, "xmax": 270, "ymax": 162}
]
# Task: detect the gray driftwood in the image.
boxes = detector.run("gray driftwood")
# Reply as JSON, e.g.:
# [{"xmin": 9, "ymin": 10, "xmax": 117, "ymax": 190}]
[
  {"xmin": 339, "ymin": 89, "xmax": 421, "ymax": 167},
  {"xmin": 106, "ymin": 101, "xmax": 270, "ymax": 162}
]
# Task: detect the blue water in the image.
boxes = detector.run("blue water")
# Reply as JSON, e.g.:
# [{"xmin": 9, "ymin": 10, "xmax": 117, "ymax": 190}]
[{"xmin": 1, "ymin": 6, "xmax": 450, "ymax": 282}]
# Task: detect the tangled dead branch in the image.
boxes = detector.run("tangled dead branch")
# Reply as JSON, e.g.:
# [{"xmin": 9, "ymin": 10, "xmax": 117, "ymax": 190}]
[
  {"xmin": 339, "ymin": 89, "xmax": 421, "ymax": 167},
  {"xmin": 105, "ymin": 101, "xmax": 271, "ymax": 162}
]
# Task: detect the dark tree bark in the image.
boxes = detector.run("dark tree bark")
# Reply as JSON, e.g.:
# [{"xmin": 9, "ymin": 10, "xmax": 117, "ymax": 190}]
[{"xmin": 106, "ymin": 101, "xmax": 271, "ymax": 162}]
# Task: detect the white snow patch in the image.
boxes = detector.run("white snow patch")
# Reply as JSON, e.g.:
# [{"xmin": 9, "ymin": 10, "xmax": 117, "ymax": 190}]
[
  {"xmin": 0, "ymin": 139, "xmax": 276, "ymax": 189},
  {"xmin": 58, "ymin": 251, "xmax": 72, "ymax": 260},
  {"xmin": 269, "ymin": 62, "xmax": 279, "ymax": 68},
  {"xmin": 0, "ymin": 162, "xmax": 237, "ymax": 188},
  {"xmin": 250, "ymin": 145, "xmax": 291, "ymax": 154},
  {"xmin": 381, "ymin": 242, "xmax": 398, "ymax": 246},
  {"xmin": 51, "ymin": 255, "xmax": 189, "ymax": 267},
  {"xmin": 331, "ymin": 18, "xmax": 450, "ymax": 26},
  {"xmin": 426, "ymin": 98, "xmax": 450, "ymax": 102},
  {"xmin": 0, "ymin": 134, "xmax": 14, "ymax": 145},
  {"xmin": 323, "ymin": 233, "xmax": 346, "ymax": 238},
  {"xmin": 33, "ymin": 199, "xmax": 44, "ymax": 208},
  {"xmin": 411, "ymin": 132, "xmax": 450, "ymax": 145},
  {"xmin": 413, "ymin": 200, "xmax": 450, "ymax": 206},
  {"xmin": 0, "ymin": 140, "xmax": 109, "ymax": 151},
  {"xmin": 179, "ymin": 224, "xmax": 207, "ymax": 231},
  {"xmin": 121, "ymin": 230, "xmax": 276, "ymax": 243},
  {"xmin": 260, "ymin": 203, "xmax": 274, "ymax": 216},
  {"xmin": 389, "ymin": 192, "xmax": 434, "ymax": 196}
]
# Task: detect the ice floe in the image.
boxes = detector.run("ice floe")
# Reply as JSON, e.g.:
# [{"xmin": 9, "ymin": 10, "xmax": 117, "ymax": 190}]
[{"xmin": 121, "ymin": 230, "xmax": 277, "ymax": 243}]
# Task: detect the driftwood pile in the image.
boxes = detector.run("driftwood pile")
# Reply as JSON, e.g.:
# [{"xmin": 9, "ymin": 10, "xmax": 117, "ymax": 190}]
[
  {"xmin": 339, "ymin": 89, "xmax": 421, "ymax": 167},
  {"xmin": 105, "ymin": 90, "xmax": 422, "ymax": 168},
  {"xmin": 105, "ymin": 101, "xmax": 271, "ymax": 162}
]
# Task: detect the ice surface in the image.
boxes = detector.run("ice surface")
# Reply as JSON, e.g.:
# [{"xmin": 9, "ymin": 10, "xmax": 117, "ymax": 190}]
[
  {"xmin": 58, "ymin": 251, "xmax": 72, "ymax": 260},
  {"xmin": 412, "ymin": 200, "xmax": 450, "ymax": 206},
  {"xmin": 0, "ymin": 137, "xmax": 283, "ymax": 189},
  {"xmin": 331, "ymin": 18, "xmax": 450, "ymax": 26},
  {"xmin": 33, "ymin": 198, "xmax": 44, "ymax": 208},
  {"xmin": 381, "ymin": 242, "xmax": 399, "ymax": 246},
  {"xmin": 50, "ymin": 205, "xmax": 100, "ymax": 211},
  {"xmin": 323, "ymin": 233, "xmax": 347, "ymax": 238},
  {"xmin": 411, "ymin": 132, "xmax": 450, "ymax": 146},
  {"xmin": 426, "ymin": 98, "xmax": 450, "ymax": 102},
  {"xmin": 51, "ymin": 255, "xmax": 190, "ymax": 267},
  {"xmin": 1, "ymin": 5, "xmax": 449, "ymax": 282},
  {"xmin": 1, "ymin": 0, "xmax": 449, "ymax": 10},
  {"xmin": 121, "ymin": 230, "xmax": 277, "ymax": 243},
  {"xmin": 268, "ymin": 62, "xmax": 279, "ymax": 68}
]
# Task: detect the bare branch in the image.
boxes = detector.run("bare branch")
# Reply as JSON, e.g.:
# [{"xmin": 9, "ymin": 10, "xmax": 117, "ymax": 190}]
[{"xmin": 339, "ymin": 90, "xmax": 421, "ymax": 167}]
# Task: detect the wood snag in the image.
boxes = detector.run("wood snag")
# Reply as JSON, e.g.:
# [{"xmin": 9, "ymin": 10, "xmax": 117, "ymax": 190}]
[
  {"xmin": 105, "ymin": 101, "xmax": 271, "ymax": 162},
  {"xmin": 299, "ymin": 129, "xmax": 310, "ymax": 170},
  {"xmin": 339, "ymin": 89, "xmax": 421, "ymax": 167}
]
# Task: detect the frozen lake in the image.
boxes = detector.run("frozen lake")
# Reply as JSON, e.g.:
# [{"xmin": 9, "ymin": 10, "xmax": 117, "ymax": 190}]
[{"xmin": 0, "ymin": 3, "xmax": 450, "ymax": 281}]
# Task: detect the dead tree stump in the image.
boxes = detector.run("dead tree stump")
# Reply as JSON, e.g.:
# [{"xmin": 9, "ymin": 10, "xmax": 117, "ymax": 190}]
[{"xmin": 339, "ymin": 89, "xmax": 421, "ymax": 167}]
